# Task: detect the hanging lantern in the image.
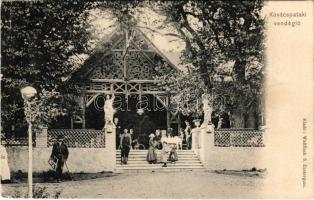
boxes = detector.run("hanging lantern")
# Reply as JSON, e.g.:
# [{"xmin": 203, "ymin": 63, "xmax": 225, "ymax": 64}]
[{"xmin": 137, "ymin": 108, "xmax": 144, "ymax": 115}]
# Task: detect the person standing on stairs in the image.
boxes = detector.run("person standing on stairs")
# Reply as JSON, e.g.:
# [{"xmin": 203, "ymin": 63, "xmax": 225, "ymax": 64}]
[
  {"xmin": 168, "ymin": 144, "xmax": 178, "ymax": 163},
  {"xmin": 120, "ymin": 129, "xmax": 132, "ymax": 165},
  {"xmin": 184, "ymin": 120, "xmax": 192, "ymax": 150},
  {"xmin": 161, "ymin": 141, "xmax": 169, "ymax": 167},
  {"xmin": 147, "ymin": 133, "xmax": 157, "ymax": 164},
  {"xmin": 114, "ymin": 117, "xmax": 122, "ymax": 149}
]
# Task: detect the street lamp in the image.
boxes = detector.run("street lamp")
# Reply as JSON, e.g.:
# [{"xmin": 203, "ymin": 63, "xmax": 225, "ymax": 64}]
[{"xmin": 20, "ymin": 86, "xmax": 37, "ymax": 198}]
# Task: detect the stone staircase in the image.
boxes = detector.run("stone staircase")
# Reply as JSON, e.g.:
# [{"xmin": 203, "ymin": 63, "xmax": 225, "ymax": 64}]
[{"xmin": 116, "ymin": 150, "xmax": 205, "ymax": 173}]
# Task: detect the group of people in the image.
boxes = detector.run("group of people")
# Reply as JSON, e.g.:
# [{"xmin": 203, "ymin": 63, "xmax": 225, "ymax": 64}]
[
  {"xmin": 115, "ymin": 114, "xmax": 210, "ymax": 168},
  {"xmin": 147, "ymin": 133, "xmax": 178, "ymax": 167}
]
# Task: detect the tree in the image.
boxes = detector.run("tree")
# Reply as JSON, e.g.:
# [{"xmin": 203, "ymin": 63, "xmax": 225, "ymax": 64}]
[
  {"xmin": 152, "ymin": 0, "xmax": 265, "ymax": 126},
  {"xmin": 1, "ymin": 0, "xmax": 149, "ymax": 135},
  {"xmin": 1, "ymin": 1, "xmax": 95, "ymax": 134},
  {"xmin": 1, "ymin": 0, "xmax": 265, "ymax": 133}
]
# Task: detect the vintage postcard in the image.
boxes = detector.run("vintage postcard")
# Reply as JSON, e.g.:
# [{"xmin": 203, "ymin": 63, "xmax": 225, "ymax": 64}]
[{"xmin": 0, "ymin": 0, "xmax": 313, "ymax": 199}]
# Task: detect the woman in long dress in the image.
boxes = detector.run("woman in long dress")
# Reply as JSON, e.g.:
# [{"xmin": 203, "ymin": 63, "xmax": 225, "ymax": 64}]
[
  {"xmin": 0, "ymin": 145, "xmax": 11, "ymax": 183},
  {"xmin": 146, "ymin": 134, "xmax": 157, "ymax": 164},
  {"xmin": 168, "ymin": 144, "xmax": 178, "ymax": 163}
]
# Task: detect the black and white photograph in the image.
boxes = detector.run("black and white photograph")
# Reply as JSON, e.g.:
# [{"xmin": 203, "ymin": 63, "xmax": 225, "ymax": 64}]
[{"xmin": 0, "ymin": 0, "xmax": 313, "ymax": 199}]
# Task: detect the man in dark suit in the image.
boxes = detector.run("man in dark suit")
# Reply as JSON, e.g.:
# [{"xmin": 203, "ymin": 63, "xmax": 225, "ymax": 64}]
[
  {"xmin": 114, "ymin": 117, "xmax": 122, "ymax": 149},
  {"xmin": 50, "ymin": 135, "xmax": 69, "ymax": 182}
]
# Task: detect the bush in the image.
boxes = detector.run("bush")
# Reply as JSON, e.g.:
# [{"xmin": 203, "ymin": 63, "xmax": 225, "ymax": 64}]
[{"xmin": 12, "ymin": 185, "xmax": 62, "ymax": 198}]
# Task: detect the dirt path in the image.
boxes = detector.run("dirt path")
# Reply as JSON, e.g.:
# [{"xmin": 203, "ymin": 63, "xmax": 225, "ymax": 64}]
[{"xmin": 1, "ymin": 171, "xmax": 265, "ymax": 198}]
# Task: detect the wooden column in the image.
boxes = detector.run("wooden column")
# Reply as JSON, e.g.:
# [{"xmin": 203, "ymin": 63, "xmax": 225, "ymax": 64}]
[
  {"xmin": 167, "ymin": 111, "xmax": 171, "ymax": 130},
  {"xmin": 123, "ymin": 30, "xmax": 127, "ymax": 79},
  {"xmin": 82, "ymin": 93, "xmax": 86, "ymax": 129},
  {"xmin": 177, "ymin": 113, "xmax": 181, "ymax": 131},
  {"xmin": 166, "ymin": 95, "xmax": 171, "ymax": 130},
  {"xmin": 70, "ymin": 118, "xmax": 74, "ymax": 129}
]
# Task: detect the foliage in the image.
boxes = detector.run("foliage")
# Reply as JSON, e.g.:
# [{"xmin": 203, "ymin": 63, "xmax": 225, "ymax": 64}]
[
  {"xmin": 1, "ymin": 0, "xmax": 147, "ymax": 133},
  {"xmin": 1, "ymin": 0, "xmax": 265, "ymax": 130},
  {"xmin": 1, "ymin": 1, "xmax": 95, "ymax": 133},
  {"xmin": 156, "ymin": 68, "xmax": 205, "ymax": 117},
  {"xmin": 152, "ymin": 0, "xmax": 265, "ymax": 118},
  {"xmin": 12, "ymin": 185, "xmax": 61, "ymax": 199}
]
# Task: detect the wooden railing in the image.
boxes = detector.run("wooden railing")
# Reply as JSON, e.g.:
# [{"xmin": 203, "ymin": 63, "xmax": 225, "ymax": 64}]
[
  {"xmin": 48, "ymin": 129, "xmax": 105, "ymax": 148},
  {"xmin": 1, "ymin": 137, "xmax": 36, "ymax": 147},
  {"xmin": 214, "ymin": 129, "xmax": 264, "ymax": 147}
]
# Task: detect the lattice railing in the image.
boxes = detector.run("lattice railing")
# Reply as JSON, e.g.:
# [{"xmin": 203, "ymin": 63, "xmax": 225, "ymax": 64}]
[
  {"xmin": 215, "ymin": 129, "xmax": 264, "ymax": 147},
  {"xmin": 1, "ymin": 137, "xmax": 36, "ymax": 147},
  {"xmin": 47, "ymin": 129, "xmax": 105, "ymax": 148}
]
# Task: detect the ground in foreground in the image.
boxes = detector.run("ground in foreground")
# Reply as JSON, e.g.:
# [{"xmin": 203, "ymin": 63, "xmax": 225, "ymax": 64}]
[{"xmin": 1, "ymin": 171, "xmax": 265, "ymax": 199}]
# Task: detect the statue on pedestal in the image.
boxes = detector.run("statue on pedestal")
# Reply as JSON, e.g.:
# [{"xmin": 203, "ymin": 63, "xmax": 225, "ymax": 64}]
[
  {"xmin": 201, "ymin": 94, "xmax": 212, "ymax": 125},
  {"xmin": 104, "ymin": 94, "xmax": 115, "ymax": 128},
  {"xmin": 201, "ymin": 93, "xmax": 214, "ymax": 133}
]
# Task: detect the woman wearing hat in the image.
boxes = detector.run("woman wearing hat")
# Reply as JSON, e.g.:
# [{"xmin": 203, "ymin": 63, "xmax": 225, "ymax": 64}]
[{"xmin": 146, "ymin": 133, "xmax": 157, "ymax": 164}]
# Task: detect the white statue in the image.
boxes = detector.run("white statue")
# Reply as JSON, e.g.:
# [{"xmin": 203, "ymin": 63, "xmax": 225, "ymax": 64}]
[
  {"xmin": 202, "ymin": 93, "xmax": 212, "ymax": 127},
  {"xmin": 104, "ymin": 94, "xmax": 115, "ymax": 125}
]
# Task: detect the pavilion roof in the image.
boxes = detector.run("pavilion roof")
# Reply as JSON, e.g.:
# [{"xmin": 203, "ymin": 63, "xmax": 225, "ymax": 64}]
[{"xmin": 69, "ymin": 26, "xmax": 179, "ymax": 82}]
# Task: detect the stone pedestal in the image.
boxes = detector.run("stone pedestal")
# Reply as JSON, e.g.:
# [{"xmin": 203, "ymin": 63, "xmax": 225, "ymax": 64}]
[
  {"xmin": 199, "ymin": 125, "xmax": 215, "ymax": 169},
  {"xmin": 36, "ymin": 127, "xmax": 48, "ymax": 148},
  {"xmin": 104, "ymin": 124, "xmax": 116, "ymax": 172},
  {"xmin": 191, "ymin": 127, "xmax": 201, "ymax": 155}
]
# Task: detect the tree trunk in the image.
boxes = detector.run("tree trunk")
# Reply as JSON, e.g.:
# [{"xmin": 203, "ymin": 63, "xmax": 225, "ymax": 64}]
[
  {"xmin": 233, "ymin": 59, "xmax": 246, "ymax": 82},
  {"xmin": 231, "ymin": 109, "xmax": 245, "ymax": 128}
]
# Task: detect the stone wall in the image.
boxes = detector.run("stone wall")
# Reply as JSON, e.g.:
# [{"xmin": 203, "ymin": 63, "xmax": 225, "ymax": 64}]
[
  {"xmin": 6, "ymin": 147, "xmax": 115, "ymax": 173},
  {"xmin": 5, "ymin": 126, "xmax": 266, "ymax": 173},
  {"xmin": 6, "ymin": 126, "xmax": 116, "ymax": 173},
  {"xmin": 200, "ymin": 127, "xmax": 266, "ymax": 170}
]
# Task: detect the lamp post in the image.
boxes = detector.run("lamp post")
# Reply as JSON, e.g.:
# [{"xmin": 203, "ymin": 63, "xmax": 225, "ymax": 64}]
[{"xmin": 20, "ymin": 86, "xmax": 37, "ymax": 198}]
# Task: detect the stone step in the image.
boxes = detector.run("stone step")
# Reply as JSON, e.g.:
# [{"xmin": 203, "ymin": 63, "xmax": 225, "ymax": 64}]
[
  {"xmin": 116, "ymin": 163, "xmax": 204, "ymax": 169},
  {"xmin": 116, "ymin": 160, "xmax": 202, "ymax": 164},
  {"xmin": 116, "ymin": 150, "xmax": 195, "ymax": 152},
  {"xmin": 116, "ymin": 164, "xmax": 204, "ymax": 169},
  {"xmin": 116, "ymin": 168, "xmax": 205, "ymax": 173},
  {"xmin": 116, "ymin": 166, "xmax": 205, "ymax": 173},
  {"xmin": 116, "ymin": 161, "xmax": 202, "ymax": 167},
  {"xmin": 116, "ymin": 156, "xmax": 199, "ymax": 160},
  {"xmin": 115, "ymin": 150, "xmax": 204, "ymax": 173},
  {"xmin": 116, "ymin": 151, "xmax": 196, "ymax": 155},
  {"xmin": 116, "ymin": 156, "xmax": 199, "ymax": 162},
  {"xmin": 116, "ymin": 151, "xmax": 196, "ymax": 156}
]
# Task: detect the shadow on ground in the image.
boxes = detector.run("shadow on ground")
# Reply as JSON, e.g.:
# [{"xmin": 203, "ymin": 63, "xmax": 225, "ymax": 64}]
[{"xmin": 9, "ymin": 170, "xmax": 117, "ymax": 183}]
